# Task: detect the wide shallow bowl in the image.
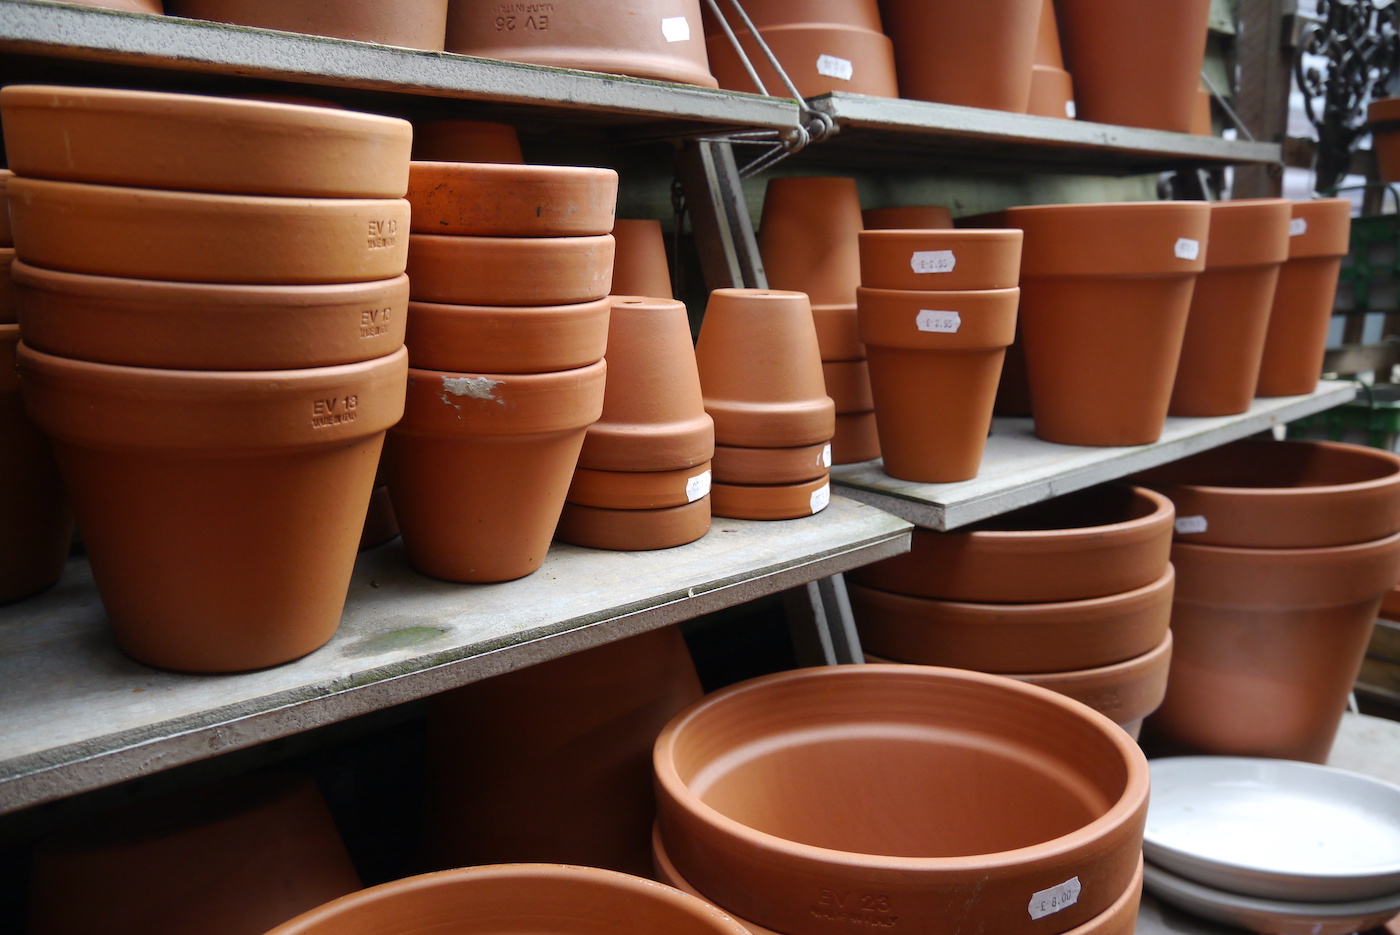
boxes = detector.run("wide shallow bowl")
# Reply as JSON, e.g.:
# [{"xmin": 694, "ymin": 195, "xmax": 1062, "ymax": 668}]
[
  {"xmin": 1145, "ymin": 756, "xmax": 1400, "ymax": 902},
  {"xmin": 407, "ymin": 161, "xmax": 618, "ymax": 236},
  {"xmin": 653, "ymin": 664, "xmax": 1150, "ymax": 935}
]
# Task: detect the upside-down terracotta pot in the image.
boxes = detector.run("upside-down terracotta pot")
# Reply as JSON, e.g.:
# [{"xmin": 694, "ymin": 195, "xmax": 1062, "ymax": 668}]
[
  {"xmin": 710, "ymin": 474, "xmax": 830, "ymax": 520},
  {"xmin": 410, "ymin": 119, "xmax": 524, "ymax": 164},
  {"xmin": 557, "ymin": 499, "xmax": 712, "ymax": 551},
  {"xmin": 832, "ymin": 411, "xmax": 881, "ymax": 463},
  {"xmin": 711, "ymin": 441, "xmax": 830, "ymax": 485},
  {"xmin": 653, "ymin": 664, "xmax": 1150, "ymax": 935},
  {"xmin": 758, "ymin": 177, "xmax": 864, "ymax": 307},
  {"xmin": 1369, "ymin": 97, "xmax": 1400, "ymax": 183},
  {"xmin": 568, "ymin": 463, "xmax": 713, "ymax": 510},
  {"xmin": 705, "ymin": 21, "xmax": 899, "ymax": 98},
  {"xmin": 1168, "ymin": 198, "xmax": 1292, "ymax": 417},
  {"xmin": 1055, "ymin": 0, "xmax": 1211, "ymax": 132},
  {"xmin": 0, "ymin": 86, "xmax": 412, "ymax": 197},
  {"xmin": 405, "ymin": 232, "xmax": 614, "ymax": 306},
  {"xmin": 406, "ymin": 161, "xmax": 618, "ymax": 237},
  {"xmin": 1028, "ymin": 0, "xmax": 1075, "ymax": 119},
  {"xmin": 611, "ymin": 219, "xmax": 674, "ymax": 299},
  {"xmin": 1255, "ymin": 198, "xmax": 1353, "ymax": 397},
  {"xmin": 1004, "ymin": 200, "xmax": 1210, "ymax": 446},
  {"xmin": 385, "ymin": 360, "xmax": 605, "ymax": 582},
  {"xmin": 812, "ymin": 303, "xmax": 863, "ymax": 361},
  {"xmin": 850, "ymin": 484, "xmax": 1174, "ymax": 602},
  {"xmin": 861, "ymin": 205, "xmax": 954, "ymax": 231},
  {"xmin": 165, "ymin": 0, "xmax": 449, "ymax": 49},
  {"xmin": 858, "ymin": 229, "xmax": 1023, "ymax": 291},
  {"xmin": 19, "ymin": 345, "xmax": 406, "ymax": 672},
  {"xmin": 404, "ymin": 296, "xmax": 610, "ymax": 374}
]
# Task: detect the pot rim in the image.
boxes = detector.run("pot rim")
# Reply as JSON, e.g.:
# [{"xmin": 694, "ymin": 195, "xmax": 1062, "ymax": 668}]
[
  {"xmin": 1171, "ymin": 527, "xmax": 1400, "ymax": 560},
  {"xmin": 8, "ymin": 175, "xmax": 405, "ymax": 212},
  {"xmin": 849, "ymin": 563, "xmax": 1175, "ymax": 617},
  {"xmin": 1145, "ymin": 440, "xmax": 1400, "ymax": 501},
  {"xmin": 1004, "ymin": 200, "xmax": 1208, "ymax": 218},
  {"xmin": 12, "ymin": 259, "xmax": 409, "ymax": 302},
  {"xmin": 954, "ymin": 485, "xmax": 1173, "ymax": 545},
  {"xmin": 407, "ymin": 231, "xmax": 614, "ymax": 250},
  {"xmin": 408, "ymin": 160, "xmax": 618, "ymax": 183}
]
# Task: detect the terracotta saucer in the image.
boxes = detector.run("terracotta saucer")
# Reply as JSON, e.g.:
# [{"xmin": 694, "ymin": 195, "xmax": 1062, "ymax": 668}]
[
  {"xmin": 404, "ymin": 296, "xmax": 609, "ymax": 374},
  {"xmin": 407, "ymin": 162, "xmax": 618, "ymax": 237},
  {"xmin": 568, "ymin": 463, "xmax": 713, "ymax": 510},
  {"xmin": 710, "ymin": 475, "xmax": 830, "ymax": 521},
  {"xmin": 556, "ymin": 498, "xmax": 711, "ymax": 552},
  {"xmin": 406, "ymin": 233, "xmax": 614, "ymax": 306}
]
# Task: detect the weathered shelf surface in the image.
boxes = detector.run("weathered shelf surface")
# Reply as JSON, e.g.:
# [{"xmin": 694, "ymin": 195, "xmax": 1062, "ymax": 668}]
[
  {"xmin": 0, "ymin": 496, "xmax": 910, "ymax": 814},
  {"xmin": 831, "ymin": 382, "xmax": 1356, "ymax": 531}
]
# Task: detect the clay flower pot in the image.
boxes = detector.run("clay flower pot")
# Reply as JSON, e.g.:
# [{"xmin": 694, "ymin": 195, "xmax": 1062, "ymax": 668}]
[
  {"xmin": 15, "ymin": 262, "xmax": 410, "ymax": 370},
  {"xmin": 0, "ymin": 86, "xmax": 413, "ymax": 197},
  {"xmin": 1369, "ymin": 97, "xmax": 1400, "ymax": 183},
  {"xmin": 557, "ymin": 499, "xmax": 712, "ymax": 551},
  {"xmin": 849, "ymin": 484, "xmax": 1174, "ymax": 602},
  {"xmin": 165, "ymin": 0, "xmax": 449, "ymax": 49},
  {"xmin": 0, "ymin": 248, "xmax": 14, "ymax": 325},
  {"xmin": 861, "ymin": 205, "xmax": 954, "ymax": 231},
  {"xmin": 858, "ymin": 229, "xmax": 1023, "ymax": 291},
  {"xmin": 848, "ymin": 566, "xmax": 1175, "ymax": 674},
  {"xmin": 405, "ymin": 233, "xmax": 614, "ymax": 306},
  {"xmin": 577, "ymin": 296, "xmax": 714, "ymax": 473},
  {"xmin": 880, "ymin": 0, "xmax": 1043, "ymax": 112},
  {"xmin": 711, "ymin": 442, "xmax": 830, "ymax": 485},
  {"xmin": 404, "ymin": 296, "xmax": 610, "ymax": 374},
  {"xmin": 411, "ymin": 119, "xmax": 524, "ymax": 164},
  {"xmin": 1004, "ymin": 200, "xmax": 1211, "ymax": 446},
  {"xmin": 812, "ymin": 303, "xmax": 863, "ymax": 361},
  {"xmin": 653, "ymin": 664, "xmax": 1150, "ymax": 935},
  {"xmin": 1133, "ymin": 439, "xmax": 1400, "ymax": 548},
  {"xmin": 705, "ymin": 22, "xmax": 899, "ymax": 98},
  {"xmin": 1028, "ymin": 0, "xmax": 1076, "ymax": 119},
  {"xmin": 406, "ymin": 162, "xmax": 618, "ymax": 237},
  {"xmin": 758, "ymin": 177, "xmax": 864, "ymax": 307},
  {"xmin": 856, "ymin": 286, "xmax": 1019, "ymax": 482},
  {"xmin": 695, "ymin": 289, "xmax": 835, "ymax": 449},
  {"xmin": 611, "ymin": 219, "xmax": 674, "ymax": 299},
  {"xmin": 1168, "ymin": 198, "xmax": 1292, "ymax": 417},
  {"xmin": 568, "ymin": 463, "xmax": 713, "ymax": 510},
  {"xmin": 18, "ymin": 345, "xmax": 408, "ymax": 672},
  {"xmin": 710, "ymin": 475, "xmax": 830, "ymax": 520},
  {"xmin": 8, "ymin": 178, "xmax": 411, "ymax": 285},
  {"xmin": 821, "ymin": 359, "xmax": 874, "ymax": 413},
  {"xmin": 832, "ymin": 411, "xmax": 881, "ymax": 464},
  {"xmin": 1055, "ymin": 0, "xmax": 1212, "ymax": 132},
  {"xmin": 1255, "ymin": 198, "xmax": 1353, "ymax": 397},
  {"xmin": 385, "ymin": 360, "xmax": 606, "ymax": 583}
]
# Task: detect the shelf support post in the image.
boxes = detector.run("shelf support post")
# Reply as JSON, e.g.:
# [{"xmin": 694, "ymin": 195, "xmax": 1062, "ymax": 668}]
[{"xmin": 675, "ymin": 139, "xmax": 768, "ymax": 290}]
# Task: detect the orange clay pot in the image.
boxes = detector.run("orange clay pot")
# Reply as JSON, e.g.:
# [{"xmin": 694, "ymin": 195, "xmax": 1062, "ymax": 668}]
[
  {"xmin": 568, "ymin": 463, "xmax": 713, "ymax": 510},
  {"xmin": 758, "ymin": 177, "xmax": 864, "ymax": 307},
  {"xmin": 1169, "ymin": 198, "xmax": 1292, "ymax": 417},
  {"xmin": 1144, "ymin": 531, "xmax": 1400, "ymax": 763},
  {"xmin": 1004, "ymin": 200, "xmax": 1210, "ymax": 446},
  {"xmin": 7, "ymin": 178, "xmax": 410, "ymax": 285},
  {"xmin": 0, "ymin": 86, "xmax": 412, "ymax": 197},
  {"xmin": 861, "ymin": 205, "xmax": 954, "ymax": 231},
  {"xmin": 821, "ymin": 359, "xmax": 873, "ymax": 413},
  {"xmin": 832, "ymin": 411, "xmax": 881, "ymax": 464},
  {"xmin": 1369, "ymin": 97, "xmax": 1400, "ymax": 183},
  {"xmin": 165, "ymin": 0, "xmax": 449, "ymax": 49},
  {"xmin": 856, "ymin": 286, "xmax": 1019, "ymax": 482},
  {"xmin": 1133, "ymin": 439, "xmax": 1400, "ymax": 548},
  {"xmin": 406, "ymin": 162, "xmax": 618, "ymax": 237},
  {"xmin": 0, "ymin": 248, "xmax": 14, "ymax": 324},
  {"xmin": 711, "ymin": 441, "xmax": 830, "ymax": 485},
  {"xmin": 695, "ymin": 289, "xmax": 835, "ymax": 449},
  {"xmin": 710, "ymin": 475, "xmax": 830, "ymax": 520},
  {"xmin": 405, "ymin": 232, "xmax": 614, "ymax": 306},
  {"xmin": 410, "ymin": 119, "xmax": 524, "ymax": 164},
  {"xmin": 1255, "ymin": 198, "xmax": 1353, "ymax": 397},
  {"xmin": 1191, "ymin": 85, "xmax": 1213, "ymax": 135},
  {"xmin": 577, "ymin": 296, "xmax": 713, "ymax": 472},
  {"xmin": 611, "ymin": 219, "xmax": 674, "ymax": 299},
  {"xmin": 850, "ymin": 484, "xmax": 1174, "ymax": 602},
  {"xmin": 18, "ymin": 345, "xmax": 407, "ymax": 672},
  {"xmin": 557, "ymin": 498, "xmax": 712, "ymax": 551},
  {"xmin": 858, "ymin": 229, "xmax": 1023, "ymax": 291},
  {"xmin": 653, "ymin": 664, "xmax": 1150, "ymax": 935},
  {"xmin": 403, "ymin": 296, "xmax": 610, "ymax": 374},
  {"xmin": 14, "ymin": 262, "xmax": 409, "ymax": 370},
  {"xmin": 1028, "ymin": 0, "xmax": 1075, "ymax": 119},
  {"xmin": 0, "ymin": 170, "xmax": 12, "ymax": 247},
  {"xmin": 384, "ymin": 360, "xmax": 606, "ymax": 583},
  {"xmin": 812, "ymin": 303, "xmax": 863, "ymax": 361},
  {"xmin": 706, "ymin": 22, "xmax": 899, "ymax": 98}
]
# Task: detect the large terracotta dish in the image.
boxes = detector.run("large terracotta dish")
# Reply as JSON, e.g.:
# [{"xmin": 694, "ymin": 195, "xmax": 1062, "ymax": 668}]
[
  {"xmin": 405, "ymin": 233, "xmax": 614, "ymax": 306},
  {"xmin": 166, "ymin": 0, "xmax": 449, "ymax": 50},
  {"xmin": 0, "ymin": 85, "xmax": 412, "ymax": 197},
  {"xmin": 653, "ymin": 665, "xmax": 1150, "ymax": 935},
  {"xmin": 857, "ymin": 229, "xmax": 1023, "ymax": 291},
  {"xmin": 407, "ymin": 162, "xmax": 618, "ymax": 236},
  {"xmin": 404, "ymin": 297, "xmax": 609, "ymax": 374}
]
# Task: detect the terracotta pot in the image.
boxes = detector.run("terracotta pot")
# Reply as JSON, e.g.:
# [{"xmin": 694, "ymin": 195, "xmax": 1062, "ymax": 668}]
[
  {"xmin": 411, "ymin": 119, "xmax": 524, "ymax": 164},
  {"xmin": 706, "ymin": 23, "xmax": 899, "ymax": 98},
  {"xmin": 858, "ymin": 229, "xmax": 1023, "ymax": 291},
  {"xmin": 848, "ymin": 566, "xmax": 1174, "ymax": 674},
  {"xmin": 710, "ymin": 475, "xmax": 830, "ymax": 520},
  {"xmin": 8, "ymin": 178, "xmax": 410, "ymax": 285},
  {"xmin": 0, "ymin": 169, "xmax": 12, "ymax": 247},
  {"xmin": 0, "ymin": 85, "xmax": 412, "ymax": 197},
  {"xmin": 758, "ymin": 177, "xmax": 864, "ymax": 307},
  {"xmin": 577, "ymin": 296, "xmax": 713, "ymax": 472},
  {"xmin": 0, "ymin": 324, "xmax": 71, "ymax": 604},
  {"xmin": 1004, "ymin": 200, "xmax": 1210, "ymax": 446},
  {"xmin": 1134, "ymin": 439, "xmax": 1400, "ymax": 548},
  {"xmin": 385, "ymin": 360, "xmax": 606, "ymax": 583},
  {"xmin": 1014, "ymin": 632, "xmax": 1171, "ymax": 739},
  {"xmin": 861, "ymin": 205, "xmax": 954, "ymax": 231},
  {"xmin": 695, "ymin": 289, "xmax": 835, "ymax": 449},
  {"xmin": 711, "ymin": 441, "xmax": 830, "ymax": 485},
  {"xmin": 406, "ymin": 161, "xmax": 618, "ymax": 237},
  {"xmin": 425, "ymin": 626, "xmax": 705, "ymax": 877},
  {"xmin": 653, "ymin": 664, "xmax": 1150, "ymax": 935},
  {"xmin": 165, "ymin": 0, "xmax": 449, "ymax": 49},
  {"xmin": 404, "ymin": 296, "xmax": 609, "ymax": 374},
  {"xmin": 880, "ymin": 0, "xmax": 1042, "ymax": 112},
  {"xmin": 821, "ymin": 359, "xmax": 873, "ymax": 413},
  {"xmin": 811, "ymin": 303, "xmax": 863, "ymax": 361},
  {"xmin": 857, "ymin": 286, "xmax": 1019, "ymax": 482},
  {"xmin": 1369, "ymin": 97, "xmax": 1400, "ymax": 183},
  {"xmin": 1255, "ymin": 198, "xmax": 1353, "ymax": 398},
  {"xmin": 701, "ymin": 0, "xmax": 885, "ymax": 32},
  {"xmin": 445, "ymin": 0, "xmax": 718, "ymax": 88},
  {"xmin": 0, "ymin": 248, "xmax": 14, "ymax": 325},
  {"xmin": 1144, "ymin": 531, "xmax": 1400, "ymax": 763},
  {"xmin": 405, "ymin": 232, "xmax": 613, "ymax": 306},
  {"xmin": 557, "ymin": 499, "xmax": 712, "ymax": 551},
  {"xmin": 358, "ymin": 484, "xmax": 399, "ymax": 550},
  {"xmin": 568, "ymin": 463, "xmax": 713, "ymax": 510},
  {"xmin": 18, "ymin": 345, "xmax": 408, "ymax": 672},
  {"xmin": 267, "ymin": 864, "xmax": 751, "ymax": 935},
  {"xmin": 832, "ymin": 411, "xmax": 881, "ymax": 464},
  {"xmin": 849, "ymin": 484, "xmax": 1174, "ymax": 602},
  {"xmin": 1055, "ymin": 0, "xmax": 1211, "ymax": 132},
  {"xmin": 1027, "ymin": 0, "xmax": 1075, "ymax": 119},
  {"xmin": 15, "ymin": 262, "xmax": 409, "ymax": 370},
  {"xmin": 611, "ymin": 219, "xmax": 674, "ymax": 299},
  {"xmin": 994, "ymin": 331, "xmax": 1034, "ymax": 415},
  {"xmin": 29, "ymin": 775, "xmax": 361, "ymax": 935}
]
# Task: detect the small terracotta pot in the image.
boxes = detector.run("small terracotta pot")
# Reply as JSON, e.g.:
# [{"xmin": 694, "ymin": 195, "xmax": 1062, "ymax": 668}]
[
  {"xmin": 8, "ymin": 178, "xmax": 411, "ymax": 285},
  {"xmin": 410, "ymin": 119, "xmax": 524, "ymax": 164},
  {"xmin": 611, "ymin": 219, "xmax": 674, "ymax": 299},
  {"xmin": 849, "ymin": 484, "xmax": 1174, "ymax": 602},
  {"xmin": 758, "ymin": 177, "xmax": 864, "ymax": 307},
  {"xmin": 1014, "ymin": 632, "xmax": 1172, "ymax": 740},
  {"xmin": 405, "ymin": 232, "xmax": 614, "ymax": 306},
  {"xmin": 812, "ymin": 303, "xmax": 863, "ymax": 361},
  {"xmin": 706, "ymin": 22, "xmax": 899, "ymax": 98},
  {"xmin": 1169, "ymin": 198, "xmax": 1292, "ymax": 417},
  {"xmin": 577, "ymin": 296, "xmax": 713, "ymax": 472},
  {"xmin": 557, "ymin": 499, "xmax": 712, "ymax": 551},
  {"xmin": 1255, "ymin": 198, "xmax": 1353, "ymax": 397},
  {"xmin": 404, "ymin": 296, "xmax": 609, "ymax": 374},
  {"xmin": 406, "ymin": 161, "xmax": 618, "ymax": 237},
  {"xmin": 15, "ymin": 262, "xmax": 409, "ymax": 370},
  {"xmin": 385, "ymin": 360, "xmax": 606, "ymax": 583},
  {"xmin": 358, "ymin": 485, "xmax": 399, "ymax": 551},
  {"xmin": 695, "ymin": 289, "xmax": 835, "ymax": 449},
  {"xmin": 710, "ymin": 475, "xmax": 830, "ymax": 520},
  {"xmin": 821, "ymin": 359, "xmax": 874, "ymax": 413},
  {"xmin": 1134, "ymin": 439, "xmax": 1400, "ymax": 548},
  {"xmin": 711, "ymin": 442, "xmax": 830, "ymax": 485},
  {"xmin": 1027, "ymin": 0, "xmax": 1075, "ymax": 119},
  {"xmin": 858, "ymin": 229, "xmax": 1023, "ymax": 291},
  {"xmin": 1369, "ymin": 97, "xmax": 1400, "ymax": 183},
  {"xmin": 1144, "ymin": 531, "xmax": 1400, "ymax": 763},
  {"xmin": 165, "ymin": 0, "xmax": 449, "ymax": 49},
  {"xmin": 832, "ymin": 412, "xmax": 880, "ymax": 464},
  {"xmin": 861, "ymin": 205, "xmax": 954, "ymax": 231},
  {"xmin": 0, "ymin": 85, "xmax": 413, "ymax": 197},
  {"xmin": 653, "ymin": 664, "xmax": 1150, "ymax": 935},
  {"xmin": 568, "ymin": 463, "xmax": 713, "ymax": 510},
  {"xmin": 1056, "ymin": 0, "xmax": 1212, "ymax": 132},
  {"xmin": 0, "ymin": 248, "xmax": 15, "ymax": 325}
]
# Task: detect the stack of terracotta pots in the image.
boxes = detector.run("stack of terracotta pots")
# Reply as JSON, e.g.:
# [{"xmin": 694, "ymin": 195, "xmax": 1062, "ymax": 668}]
[
  {"xmin": 847, "ymin": 484, "xmax": 1176, "ymax": 738},
  {"xmin": 2, "ymin": 85, "xmax": 411, "ymax": 672},
  {"xmin": 391, "ymin": 160, "xmax": 617, "ymax": 581},
  {"xmin": 1136, "ymin": 439, "xmax": 1400, "ymax": 763},
  {"xmin": 1028, "ymin": 0, "xmax": 1075, "ymax": 119},
  {"xmin": 856, "ymin": 228, "xmax": 1022, "ymax": 482}
]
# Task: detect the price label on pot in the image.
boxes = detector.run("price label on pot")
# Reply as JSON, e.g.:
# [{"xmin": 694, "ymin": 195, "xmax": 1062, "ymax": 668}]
[
  {"xmin": 916, "ymin": 309, "xmax": 962, "ymax": 333},
  {"xmin": 911, "ymin": 250, "xmax": 957, "ymax": 274},
  {"xmin": 821, "ymin": 443, "xmax": 833, "ymax": 468},
  {"xmin": 1176, "ymin": 515, "xmax": 1209, "ymax": 534},
  {"xmin": 661, "ymin": 16, "xmax": 690, "ymax": 41},
  {"xmin": 1065, "ymin": 100, "xmax": 1077, "ymax": 118},
  {"xmin": 1028, "ymin": 877, "xmax": 1081, "ymax": 920},
  {"xmin": 1174, "ymin": 237, "xmax": 1201, "ymax": 261},
  {"xmin": 1290, "ymin": 217, "xmax": 1309, "ymax": 237},
  {"xmin": 816, "ymin": 54, "xmax": 854, "ymax": 81},
  {"xmin": 809, "ymin": 483, "xmax": 831, "ymax": 514},
  {"xmin": 686, "ymin": 469, "xmax": 712, "ymax": 503}
]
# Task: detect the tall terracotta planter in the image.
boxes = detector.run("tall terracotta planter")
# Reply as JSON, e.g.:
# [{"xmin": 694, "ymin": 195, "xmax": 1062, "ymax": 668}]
[
  {"xmin": 165, "ymin": 0, "xmax": 449, "ymax": 49},
  {"xmin": 1028, "ymin": 0, "xmax": 1075, "ymax": 119},
  {"xmin": 611, "ymin": 219, "xmax": 674, "ymax": 299}
]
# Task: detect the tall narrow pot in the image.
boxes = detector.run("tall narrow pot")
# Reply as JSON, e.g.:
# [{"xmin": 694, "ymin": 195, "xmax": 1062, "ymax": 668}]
[{"xmin": 611, "ymin": 219, "xmax": 674, "ymax": 299}]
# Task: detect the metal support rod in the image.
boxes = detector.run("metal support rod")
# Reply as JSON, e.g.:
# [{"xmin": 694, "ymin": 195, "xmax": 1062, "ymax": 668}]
[
  {"xmin": 783, "ymin": 574, "xmax": 865, "ymax": 666},
  {"xmin": 675, "ymin": 138, "xmax": 768, "ymax": 291}
]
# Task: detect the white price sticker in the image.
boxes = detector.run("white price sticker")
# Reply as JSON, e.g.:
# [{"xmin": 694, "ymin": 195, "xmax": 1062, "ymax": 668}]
[
  {"xmin": 1290, "ymin": 217, "xmax": 1309, "ymax": 237},
  {"xmin": 821, "ymin": 443, "xmax": 833, "ymax": 468},
  {"xmin": 1065, "ymin": 100, "xmax": 1077, "ymax": 118},
  {"xmin": 809, "ymin": 483, "xmax": 831, "ymax": 514},
  {"xmin": 661, "ymin": 16, "xmax": 690, "ymax": 41},
  {"xmin": 816, "ymin": 54, "xmax": 854, "ymax": 81},
  {"xmin": 916, "ymin": 310, "xmax": 962, "ymax": 334},
  {"xmin": 911, "ymin": 250, "xmax": 957, "ymax": 274},
  {"xmin": 1028, "ymin": 877, "xmax": 1081, "ymax": 920},
  {"xmin": 686, "ymin": 469, "xmax": 712, "ymax": 503},
  {"xmin": 1175, "ymin": 515, "xmax": 1209, "ymax": 534},
  {"xmin": 1174, "ymin": 237, "xmax": 1201, "ymax": 261}
]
